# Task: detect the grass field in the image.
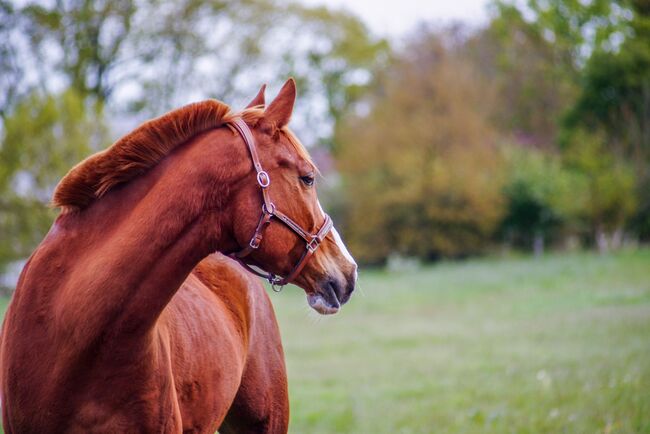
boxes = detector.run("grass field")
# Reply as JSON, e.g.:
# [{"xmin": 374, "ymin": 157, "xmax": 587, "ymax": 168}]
[
  {"xmin": 0, "ymin": 249, "xmax": 648, "ymax": 433},
  {"xmin": 272, "ymin": 249, "xmax": 650, "ymax": 434}
]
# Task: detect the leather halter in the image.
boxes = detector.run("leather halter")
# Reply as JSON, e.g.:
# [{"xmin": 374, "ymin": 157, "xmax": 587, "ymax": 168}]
[{"xmin": 229, "ymin": 118, "xmax": 333, "ymax": 291}]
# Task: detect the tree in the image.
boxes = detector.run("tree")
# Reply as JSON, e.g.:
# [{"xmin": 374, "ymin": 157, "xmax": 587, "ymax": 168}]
[
  {"xmin": 476, "ymin": 3, "xmax": 579, "ymax": 147},
  {"xmin": 479, "ymin": 0, "xmax": 633, "ymax": 146},
  {"xmin": 0, "ymin": 1, "xmax": 25, "ymax": 118},
  {"xmin": 562, "ymin": 128, "xmax": 637, "ymax": 251},
  {"xmin": 0, "ymin": 88, "xmax": 107, "ymax": 278},
  {"xmin": 564, "ymin": 0, "xmax": 650, "ymax": 240},
  {"xmin": 500, "ymin": 146, "xmax": 586, "ymax": 254},
  {"xmin": 483, "ymin": 0, "xmax": 644, "ymax": 250},
  {"xmin": 336, "ymin": 28, "xmax": 505, "ymax": 264},
  {"xmin": 4, "ymin": 0, "xmax": 387, "ymax": 143}
]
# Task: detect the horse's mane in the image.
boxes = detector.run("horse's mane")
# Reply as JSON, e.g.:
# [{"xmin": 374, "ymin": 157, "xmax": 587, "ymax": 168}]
[{"xmin": 52, "ymin": 100, "xmax": 313, "ymax": 213}]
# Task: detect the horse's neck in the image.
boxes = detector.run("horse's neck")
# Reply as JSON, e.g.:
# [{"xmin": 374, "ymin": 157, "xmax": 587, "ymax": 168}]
[{"xmin": 14, "ymin": 128, "xmax": 245, "ymax": 342}]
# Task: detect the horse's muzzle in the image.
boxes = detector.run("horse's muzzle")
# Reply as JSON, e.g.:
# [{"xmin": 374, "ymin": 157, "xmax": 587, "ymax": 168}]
[{"xmin": 307, "ymin": 272, "xmax": 356, "ymax": 315}]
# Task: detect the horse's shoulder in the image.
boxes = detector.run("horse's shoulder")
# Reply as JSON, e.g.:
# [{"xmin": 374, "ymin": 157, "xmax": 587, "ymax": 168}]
[
  {"xmin": 184, "ymin": 254, "xmax": 270, "ymax": 333},
  {"xmin": 193, "ymin": 254, "xmax": 255, "ymax": 288}
]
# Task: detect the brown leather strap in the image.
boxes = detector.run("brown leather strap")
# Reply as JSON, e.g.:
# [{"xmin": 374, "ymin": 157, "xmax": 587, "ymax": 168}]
[
  {"xmin": 233, "ymin": 212, "xmax": 273, "ymax": 258},
  {"xmin": 232, "ymin": 118, "xmax": 264, "ymax": 176},
  {"xmin": 274, "ymin": 214, "xmax": 333, "ymax": 285},
  {"xmin": 273, "ymin": 209, "xmax": 313, "ymax": 242},
  {"xmin": 231, "ymin": 118, "xmax": 274, "ymax": 211},
  {"xmin": 228, "ymin": 117, "xmax": 332, "ymax": 289}
]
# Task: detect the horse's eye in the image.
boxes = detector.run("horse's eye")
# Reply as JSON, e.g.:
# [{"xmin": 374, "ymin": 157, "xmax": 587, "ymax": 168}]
[{"xmin": 300, "ymin": 174, "xmax": 315, "ymax": 187}]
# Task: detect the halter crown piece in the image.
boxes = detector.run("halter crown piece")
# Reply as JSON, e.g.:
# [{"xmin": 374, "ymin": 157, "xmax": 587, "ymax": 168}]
[{"xmin": 229, "ymin": 118, "xmax": 333, "ymax": 291}]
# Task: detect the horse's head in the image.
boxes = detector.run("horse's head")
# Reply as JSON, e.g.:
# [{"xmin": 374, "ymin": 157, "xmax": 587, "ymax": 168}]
[{"xmin": 230, "ymin": 79, "xmax": 357, "ymax": 314}]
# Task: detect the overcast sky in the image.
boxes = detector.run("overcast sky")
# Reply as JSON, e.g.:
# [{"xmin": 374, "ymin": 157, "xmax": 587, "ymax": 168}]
[{"xmin": 299, "ymin": 0, "xmax": 491, "ymax": 38}]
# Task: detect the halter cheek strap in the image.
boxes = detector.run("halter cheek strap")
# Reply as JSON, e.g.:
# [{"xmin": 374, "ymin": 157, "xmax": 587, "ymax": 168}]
[{"xmin": 229, "ymin": 118, "xmax": 333, "ymax": 291}]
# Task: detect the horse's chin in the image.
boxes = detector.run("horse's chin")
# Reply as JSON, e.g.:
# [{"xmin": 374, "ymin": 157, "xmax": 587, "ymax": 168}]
[{"xmin": 307, "ymin": 294, "xmax": 340, "ymax": 315}]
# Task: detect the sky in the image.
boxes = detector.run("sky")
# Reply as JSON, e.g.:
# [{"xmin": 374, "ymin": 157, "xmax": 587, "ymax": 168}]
[{"xmin": 299, "ymin": 0, "xmax": 491, "ymax": 38}]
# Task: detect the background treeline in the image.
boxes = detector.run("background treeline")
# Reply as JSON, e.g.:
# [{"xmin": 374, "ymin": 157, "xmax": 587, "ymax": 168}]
[
  {"xmin": 337, "ymin": 0, "xmax": 650, "ymax": 264},
  {"xmin": 0, "ymin": 0, "xmax": 648, "ymax": 277}
]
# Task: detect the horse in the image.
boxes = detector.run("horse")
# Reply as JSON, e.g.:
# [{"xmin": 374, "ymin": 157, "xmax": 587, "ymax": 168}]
[
  {"xmin": 158, "ymin": 252, "xmax": 289, "ymax": 433},
  {"xmin": 0, "ymin": 79, "xmax": 358, "ymax": 433}
]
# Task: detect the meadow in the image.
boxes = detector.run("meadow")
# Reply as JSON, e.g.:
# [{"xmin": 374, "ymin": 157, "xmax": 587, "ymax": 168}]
[
  {"xmin": 273, "ymin": 249, "xmax": 650, "ymax": 434},
  {"xmin": 0, "ymin": 249, "xmax": 648, "ymax": 433}
]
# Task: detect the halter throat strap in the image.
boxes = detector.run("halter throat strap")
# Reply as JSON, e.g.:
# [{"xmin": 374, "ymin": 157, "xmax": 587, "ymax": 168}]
[{"xmin": 229, "ymin": 118, "xmax": 333, "ymax": 290}]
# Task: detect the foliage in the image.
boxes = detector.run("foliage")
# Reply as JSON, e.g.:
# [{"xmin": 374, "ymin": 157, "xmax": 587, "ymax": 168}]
[
  {"xmin": 4, "ymin": 0, "xmax": 387, "ymax": 142},
  {"xmin": 500, "ymin": 146, "xmax": 586, "ymax": 252},
  {"xmin": 563, "ymin": 0, "xmax": 650, "ymax": 241},
  {"xmin": 565, "ymin": 0, "xmax": 649, "ymax": 157},
  {"xmin": 0, "ymin": 1, "xmax": 24, "ymax": 118},
  {"xmin": 18, "ymin": 0, "xmax": 137, "ymax": 103},
  {"xmin": 490, "ymin": 0, "xmax": 633, "ymax": 64},
  {"xmin": 0, "ymin": 89, "xmax": 107, "ymax": 274},
  {"xmin": 479, "ymin": 2, "xmax": 579, "ymax": 146},
  {"xmin": 267, "ymin": 3, "xmax": 389, "ymax": 147},
  {"xmin": 563, "ymin": 128, "xmax": 637, "ymax": 250},
  {"xmin": 337, "ymin": 30, "xmax": 505, "ymax": 264},
  {"xmin": 335, "ymin": 4, "xmax": 646, "ymax": 263}
]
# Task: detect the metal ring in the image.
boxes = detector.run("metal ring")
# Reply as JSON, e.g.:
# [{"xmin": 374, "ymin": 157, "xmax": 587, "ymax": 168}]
[
  {"xmin": 262, "ymin": 202, "xmax": 276, "ymax": 215},
  {"xmin": 257, "ymin": 171, "xmax": 270, "ymax": 187},
  {"xmin": 269, "ymin": 275, "xmax": 284, "ymax": 292}
]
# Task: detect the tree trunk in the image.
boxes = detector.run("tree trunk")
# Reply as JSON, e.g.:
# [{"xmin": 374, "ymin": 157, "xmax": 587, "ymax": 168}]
[
  {"xmin": 595, "ymin": 227, "xmax": 609, "ymax": 254},
  {"xmin": 533, "ymin": 232, "xmax": 544, "ymax": 257},
  {"xmin": 611, "ymin": 227, "xmax": 624, "ymax": 250}
]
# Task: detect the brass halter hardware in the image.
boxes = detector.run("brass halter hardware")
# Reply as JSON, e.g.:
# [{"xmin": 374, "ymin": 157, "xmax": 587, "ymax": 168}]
[{"xmin": 229, "ymin": 118, "xmax": 333, "ymax": 290}]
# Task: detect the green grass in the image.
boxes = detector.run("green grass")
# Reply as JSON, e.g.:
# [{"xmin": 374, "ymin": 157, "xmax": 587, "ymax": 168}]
[
  {"xmin": 1, "ymin": 250, "xmax": 648, "ymax": 433},
  {"xmin": 272, "ymin": 249, "xmax": 650, "ymax": 434}
]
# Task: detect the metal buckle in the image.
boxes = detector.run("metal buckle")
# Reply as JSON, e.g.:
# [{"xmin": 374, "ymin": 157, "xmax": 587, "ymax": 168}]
[
  {"xmin": 249, "ymin": 236, "xmax": 261, "ymax": 249},
  {"xmin": 257, "ymin": 171, "xmax": 270, "ymax": 188},
  {"xmin": 306, "ymin": 237, "xmax": 320, "ymax": 253},
  {"xmin": 262, "ymin": 202, "xmax": 275, "ymax": 215}
]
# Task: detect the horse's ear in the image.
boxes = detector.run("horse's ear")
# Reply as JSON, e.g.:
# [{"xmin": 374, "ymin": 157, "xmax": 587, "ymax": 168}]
[
  {"xmin": 245, "ymin": 84, "xmax": 266, "ymax": 108},
  {"xmin": 264, "ymin": 78, "xmax": 296, "ymax": 128}
]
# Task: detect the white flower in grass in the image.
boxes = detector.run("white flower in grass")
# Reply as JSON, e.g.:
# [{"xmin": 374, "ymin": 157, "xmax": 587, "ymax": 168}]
[{"xmin": 536, "ymin": 369, "xmax": 552, "ymax": 389}]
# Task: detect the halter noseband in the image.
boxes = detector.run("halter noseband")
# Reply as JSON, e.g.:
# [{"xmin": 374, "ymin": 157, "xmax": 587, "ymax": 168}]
[{"xmin": 229, "ymin": 118, "xmax": 333, "ymax": 291}]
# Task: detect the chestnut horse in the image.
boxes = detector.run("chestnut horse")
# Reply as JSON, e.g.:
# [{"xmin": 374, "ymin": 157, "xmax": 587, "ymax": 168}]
[{"xmin": 0, "ymin": 79, "xmax": 357, "ymax": 433}]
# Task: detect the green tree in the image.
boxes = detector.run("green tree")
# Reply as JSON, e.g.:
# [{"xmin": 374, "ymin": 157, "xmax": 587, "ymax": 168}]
[
  {"xmin": 490, "ymin": 0, "xmax": 632, "ymax": 64},
  {"xmin": 564, "ymin": 0, "xmax": 650, "ymax": 240},
  {"xmin": 6, "ymin": 0, "xmax": 387, "ymax": 137},
  {"xmin": 565, "ymin": 1, "xmax": 649, "ymax": 158},
  {"xmin": 482, "ymin": 0, "xmax": 643, "ymax": 250},
  {"xmin": 0, "ymin": 1, "xmax": 25, "ymax": 118},
  {"xmin": 18, "ymin": 0, "xmax": 137, "ymax": 103},
  {"xmin": 478, "ymin": 0, "xmax": 634, "ymax": 145},
  {"xmin": 0, "ymin": 89, "xmax": 107, "ymax": 277},
  {"xmin": 477, "ymin": 3, "xmax": 579, "ymax": 146},
  {"xmin": 500, "ymin": 146, "xmax": 586, "ymax": 254},
  {"xmin": 563, "ymin": 128, "xmax": 637, "ymax": 251}
]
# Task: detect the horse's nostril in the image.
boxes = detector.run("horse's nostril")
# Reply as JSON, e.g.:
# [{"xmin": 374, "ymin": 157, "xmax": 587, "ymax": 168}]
[
  {"xmin": 323, "ymin": 275, "xmax": 354, "ymax": 308},
  {"xmin": 327, "ymin": 279, "xmax": 343, "ymax": 304},
  {"xmin": 334, "ymin": 277, "xmax": 353, "ymax": 306}
]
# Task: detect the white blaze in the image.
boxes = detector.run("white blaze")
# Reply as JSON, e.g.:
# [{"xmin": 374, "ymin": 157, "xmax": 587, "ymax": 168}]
[
  {"xmin": 331, "ymin": 227, "xmax": 356, "ymax": 267},
  {"xmin": 317, "ymin": 200, "xmax": 357, "ymax": 268}
]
